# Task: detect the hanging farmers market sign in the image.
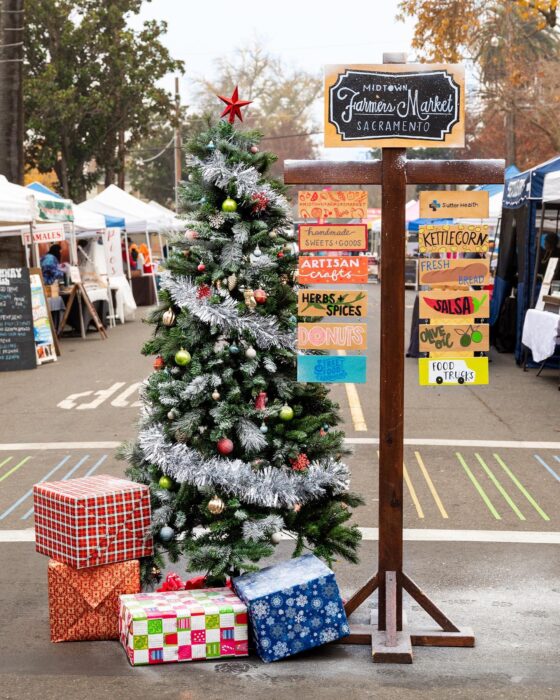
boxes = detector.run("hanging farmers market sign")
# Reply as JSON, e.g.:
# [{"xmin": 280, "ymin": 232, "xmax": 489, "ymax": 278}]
[
  {"xmin": 298, "ymin": 256, "xmax": 369, "ymax": 284},
  {"xmin": 297, "ymin": 354, "xmax": 367, "ymax": 383},
  {"xmin": 298, "ymin": 190, "xmax": 368, "ymax": 219},
  {"xmin": 298, "ymin": 223, "xmax": 368, "ymax": 252},
  {"xmin": 419, "ymin": 190, "xmax": 489, "ymax": 219},
  {"xmin": 419, "ymin": 290, "xmax": 489, "ymax": 319},
  {"xmin": 418, "ymin": 357, "xmax": 489, "ymax": 386},
  {"xmin": 419, "ymin": 323, "xmax": 489, "ymax": 353},
  {"xmin": 324, "ymin": 63, "xmax": 465, "ymax": 148},
  {"xmin": 418, "ymin": 257, "xmax": 490, "ymax": 287},
  {"xmin": 418, "ymin": 224, "xmax": 489, "ymax": 253},
  {"xmin": 35, "ymin": 198, "xmax": 74, "ymax": 222},
  {"xmin": 297, "ymin": 322, "xmax": 367, "ymax": 351},
  {"xmin": 297, "ymin": 290, "xmax": 367, "ymax": 317}
]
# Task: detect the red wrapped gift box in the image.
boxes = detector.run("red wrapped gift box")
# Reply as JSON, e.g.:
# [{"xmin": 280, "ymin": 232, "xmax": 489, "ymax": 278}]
[{"xmin": 34, "ymin": 474, "xmax": 153, "ymax": 569}]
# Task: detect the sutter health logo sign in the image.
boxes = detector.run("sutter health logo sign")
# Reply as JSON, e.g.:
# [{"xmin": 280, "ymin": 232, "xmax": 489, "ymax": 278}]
[{"xmin": 419, "ymin": 190, "xmax": 489, "ymax": 219}]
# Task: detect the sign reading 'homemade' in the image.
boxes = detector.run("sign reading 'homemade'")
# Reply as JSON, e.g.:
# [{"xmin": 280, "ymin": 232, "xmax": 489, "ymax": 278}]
[{"xmin": 324, "ymin": 64, "xmax": 465, "ymax": 148}]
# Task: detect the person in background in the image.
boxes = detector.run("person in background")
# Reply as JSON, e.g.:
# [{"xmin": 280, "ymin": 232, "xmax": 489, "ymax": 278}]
[
  {"xmin": 121, "ymin": 236, "xmax": 138, "ymax": 272},
  {"xmin": 40, "ymin": 243, "xmax": 65, "ymax": 285},
  {"xmin": 138, "ymin": 243, "xmax": 152, "ymax": 273}
]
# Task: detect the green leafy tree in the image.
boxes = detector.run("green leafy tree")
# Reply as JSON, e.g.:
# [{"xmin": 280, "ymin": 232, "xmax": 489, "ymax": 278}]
[
  {"xmin": 123, "ymin": 117, "xmax": 363, "ymax": 586},
  {"xmin": 24, "ymin": 0, "xmax": 183, "ymax": 201}
]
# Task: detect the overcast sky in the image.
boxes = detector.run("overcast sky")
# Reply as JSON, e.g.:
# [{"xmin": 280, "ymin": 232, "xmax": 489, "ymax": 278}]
[{"xmin": 133, "ymin": 0, "xmax": 416, "ymax": 105}]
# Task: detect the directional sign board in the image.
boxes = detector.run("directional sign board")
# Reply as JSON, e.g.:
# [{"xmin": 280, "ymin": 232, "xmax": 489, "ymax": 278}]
[
  {"xmin": 298, "ymin": 256, "xmax": 369, "ymax": 284},
  {"xmin": 419, "ymin": 190, "xmax": 489, "ymax": 219},
  {"xmin": 418, "ymin": 258, "xmax": 491, "ymax": 287},
  {"xmin": 418, "ymin": 224, "xmax": 489, "ymax": 253},
  {"xmin": 419, "ymin": 323, "xmax": 489, "ymax": 353},
  {"xmin": 298, "ymin": 223, "xmax": 368, "ymax": 252},
  {"xmin": 324, "ymin": 63, "xmax": 465, "ymax": 148},
  {"xmin": 419, "ymin": 290, "xmax": 489, "ymax": 320},
  {"xmin": 298, "ymin": 190, "xmax": 368, "ymax": 219},
  {"xmin": 297, "ymin": 354, "xmax": 367, "ymax": 383},
  {"xmin": 298, "ymin": 290, "xmax": 367, "ymax": 318},
  {"xmin": 297, "ymin": 322, "xmax": 367, "ymax": 350},
  {"xmin": 418, "ymin": 357, "xmax": 489, "ymax": 386}
]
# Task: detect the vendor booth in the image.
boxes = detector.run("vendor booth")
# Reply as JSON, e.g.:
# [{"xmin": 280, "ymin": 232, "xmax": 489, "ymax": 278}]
[{"xmin": 490, "ymin": 156, "xmax": 560, "ymax": 363}]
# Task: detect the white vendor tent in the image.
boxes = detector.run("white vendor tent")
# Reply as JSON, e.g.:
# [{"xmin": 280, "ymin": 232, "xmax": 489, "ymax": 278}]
[
  {"xmin": 148, "ymin": 200, "xmax": 184, "ymax": 231},
  {"xmin": 542, "ymin": 169, "xmax": 560, "ymax": 203},
  {"xmin": 0, "ymin": 175, "xmax": 36, "ymax": 224},
  {"xmin": 81, "ymin": 185, "xmax": 170, "ymax": 232}
]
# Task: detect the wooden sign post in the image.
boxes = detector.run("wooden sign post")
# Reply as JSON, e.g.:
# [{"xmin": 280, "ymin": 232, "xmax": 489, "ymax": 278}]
[{"xmin": 285, "ymin": 53, "xmax": 504, "ymax": 663}]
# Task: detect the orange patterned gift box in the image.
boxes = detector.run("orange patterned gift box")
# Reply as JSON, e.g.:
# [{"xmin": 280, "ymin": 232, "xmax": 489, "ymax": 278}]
[{"xmin": 48, "ymin": 559, "xmax": 140, "ymax": 642}]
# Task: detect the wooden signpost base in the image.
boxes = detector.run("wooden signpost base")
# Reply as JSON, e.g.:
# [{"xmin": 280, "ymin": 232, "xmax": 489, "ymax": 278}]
[{"xmin": 285, "ymin": 53, "xmax": 503, "ymax": 664}]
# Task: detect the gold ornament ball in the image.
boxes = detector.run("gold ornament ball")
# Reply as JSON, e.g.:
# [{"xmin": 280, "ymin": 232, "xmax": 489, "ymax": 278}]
[
  {"xmin": 212, "ymin": 390, "xmax": 221, "ymax": 401},
  {"xmin": 271, "ymin": 532, "xmax": 282, "ymax": 545},
  {"xmin": 162, "ymin": 309, "xmax": 176, "ymax": 326},
  {"xmin": 208, "ymin": 496, "xmax": 225, "ymax": 514}
]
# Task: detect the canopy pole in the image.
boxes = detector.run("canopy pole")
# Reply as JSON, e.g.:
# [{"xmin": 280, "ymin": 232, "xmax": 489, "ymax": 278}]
[{"xmin": 145, "ymin": 226, "xmax": 158, "ymax": 301}]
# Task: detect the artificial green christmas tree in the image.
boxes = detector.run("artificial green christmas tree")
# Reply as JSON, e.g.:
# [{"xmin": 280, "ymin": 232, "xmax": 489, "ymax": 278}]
[{"xmin": 124, "ymin": 90, "xmax": 362, "ymax": 586}]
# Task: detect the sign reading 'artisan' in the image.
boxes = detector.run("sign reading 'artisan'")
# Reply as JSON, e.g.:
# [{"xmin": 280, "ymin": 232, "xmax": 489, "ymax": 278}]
[{"xmin": 325, "ymin": 63, "xmax": 465, "ymax": 148}]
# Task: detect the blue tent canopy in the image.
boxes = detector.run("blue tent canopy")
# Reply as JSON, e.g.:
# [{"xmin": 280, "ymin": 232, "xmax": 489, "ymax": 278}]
[
  {"xmin": 491, "ymin": 156, "xmax": 560, "ymax": 362},
  {"xmin": 407, "ymin": 217, "xmax": 453, "ymax": 232},
  {"xmin": 476, "ymin": 164, "xmax": 520, "ymax": 197},
  {"xmin": 27, "ymin": 181, "xmax": 62, "ymax": 198}
]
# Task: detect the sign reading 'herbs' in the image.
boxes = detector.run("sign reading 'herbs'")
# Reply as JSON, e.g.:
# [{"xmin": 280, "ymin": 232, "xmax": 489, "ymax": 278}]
[{"xmin": 324, "ymin": 64, "xmax": 465, "ymax": 148}]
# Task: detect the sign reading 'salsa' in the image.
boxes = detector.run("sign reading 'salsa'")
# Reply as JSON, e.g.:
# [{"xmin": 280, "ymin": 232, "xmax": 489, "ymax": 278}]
[{"xmin": 324, "ymin": 64, "xmax": 465, "ymax": 148}]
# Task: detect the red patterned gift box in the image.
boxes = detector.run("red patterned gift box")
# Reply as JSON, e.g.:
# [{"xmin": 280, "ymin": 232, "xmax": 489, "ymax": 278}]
[
  {"xmin": 49, "ymin": 559, "xmax": 140, "ymax": 642},
  {"xmin": 34, "ymin": 474, "xmax": 153, "ymax": 569}
]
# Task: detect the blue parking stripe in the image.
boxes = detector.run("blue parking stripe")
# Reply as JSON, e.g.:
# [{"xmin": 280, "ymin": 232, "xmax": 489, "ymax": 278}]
[
  {"xmin": 21, "ymin": 454, "xmax": 90, "ymax": 520},
  {"xmin": 534, "ymin": 454, "xmax": 560, "ymax": 483},
  {"xmin": 0, "ymin": 456, "xmax": 71, "ymax": 522},
  {"xmin": 83, "ymin": 454, "xmax": 108, "ymax": 477}
]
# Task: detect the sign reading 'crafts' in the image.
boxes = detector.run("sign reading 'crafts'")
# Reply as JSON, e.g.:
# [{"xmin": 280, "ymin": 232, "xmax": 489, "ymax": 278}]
[
  {"xmin": 418, "ymin": 257, "xmax": 491, "ymax": 287},
  {"xmin": 298, "ymin": 256, "xmax": 368, "ymax": 284},
  {"xmin": 298, "ymin": 290, "xmax": 367, "ymax": 317},
  {"xmin": 324, "ymin": 63, "xmax": 465, "ymax": 148},
  {"xmin": 419, "ymin": 190, "xmax": 489, "ymax": 219},
  {"xmin": 418, "ymin": 224, "xmax": 489, "ymax": 253},
  {"xmin": 298, "ymin": 223, "xmax": 368, "ymax": 252},
  {"xmin": 298, "ymin": 191, "xmax": 368, "ymax": 219}
]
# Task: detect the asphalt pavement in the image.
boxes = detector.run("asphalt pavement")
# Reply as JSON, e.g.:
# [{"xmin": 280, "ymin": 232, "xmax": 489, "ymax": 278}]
[{"xmin": 1, "ymin": 285, "xmax": 559, "ymax": 699}]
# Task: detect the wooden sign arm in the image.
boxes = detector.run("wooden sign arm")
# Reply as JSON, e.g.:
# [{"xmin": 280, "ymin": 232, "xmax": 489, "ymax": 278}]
[{"xmin": 284, "ymin": 159, "xmax": 504, "ymax": 186}]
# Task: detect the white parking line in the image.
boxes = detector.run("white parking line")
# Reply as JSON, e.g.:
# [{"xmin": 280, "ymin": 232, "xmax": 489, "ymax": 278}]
[{"xmin": 2, "ymin": 528, "xmax": 559, "ymax": 544}]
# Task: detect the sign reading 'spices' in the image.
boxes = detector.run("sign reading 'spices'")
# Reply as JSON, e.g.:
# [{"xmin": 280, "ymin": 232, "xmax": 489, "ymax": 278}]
[
  {"xmin": 298, "ymin": 290, "xmax": 367, "ymax": 318},
  {"xmin": 324, "ymin": 64, "xmax": 465, "ymax": 148}
]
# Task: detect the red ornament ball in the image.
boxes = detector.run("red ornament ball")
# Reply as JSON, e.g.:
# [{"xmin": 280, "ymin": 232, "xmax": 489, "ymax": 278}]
[
  {"xmin": 197, "ymin": 263, "xmax": 206, "ymax": 272},
  {"xmin": 153, "ymin": 356, "xmax": 165, "ymax": 370},
  {"xmin": 277, "ymin": 251, "xmax": 284, "ymax": 258},
  {"xmin": 254, "ymin": 289, "xmax": 268, "ymax": 305},
  {"xmin": 217, "ymin": 437, "xmax": 234, "ymax": 455}
]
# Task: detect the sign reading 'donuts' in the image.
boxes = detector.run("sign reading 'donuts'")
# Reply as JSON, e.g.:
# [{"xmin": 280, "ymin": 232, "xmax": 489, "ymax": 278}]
[
  {"xmin": 297, "ymin": 322, "xmax": 368, "ymax": 351},
  {"xmin": 298, "ymin": 190, "xmax": 368, "ymax": 219},
  {"xmin": 298, "ymin": 223, "xmax": 368, "ymax": 252},
  {"xmin": 324, "ymin": 64, "xmax": 465, "ymax": 148}
]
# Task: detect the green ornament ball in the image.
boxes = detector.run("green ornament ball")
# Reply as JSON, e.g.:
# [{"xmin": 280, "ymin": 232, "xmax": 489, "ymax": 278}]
[
  {"xmin": 460, "ymin": 334, "xmax": 471, "ymax": 348},
  {"xmin": 279, "ymin": 405, "xmax": 294, "ymax": 421},
  {"xmin": 229, "ymin": 344, "xmax": 240, "ymax": 355},
  {"xmin": 175, "ymin": 349, "xmax": 192, "ymax": 366},
  {"xmin": 158, "ymin": 475, "xmax": 174, "ymax": 490},
  {"xmin": 471, "ymin": 330, "xmax": 483, "ymax": 343},
  {"xmin": 221, "ymin": 197, "xmax": 238, "ymax": 213}
]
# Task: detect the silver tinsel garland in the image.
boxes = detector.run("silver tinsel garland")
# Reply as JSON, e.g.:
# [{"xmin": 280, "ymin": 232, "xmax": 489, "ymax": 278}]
[
  {"xmin": 160, "ymin": 272, "xmax": 295, "ymax": 351},
  {"xmin": 138, "ymin": 424, "xmax": 350, "ymax": 509},
  {"xmin": 242, "ymin": 515, "xmax": 284, "ymax": 542}
]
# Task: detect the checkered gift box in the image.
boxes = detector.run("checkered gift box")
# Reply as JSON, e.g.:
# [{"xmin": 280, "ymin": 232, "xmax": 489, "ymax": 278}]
[
  {"xmin": 33, "ymin": 474, "xmax": 153, "ymax": 569},
  {"xmin": 119, "ymin": 588, "xmax": 249, "ymax": 665}
]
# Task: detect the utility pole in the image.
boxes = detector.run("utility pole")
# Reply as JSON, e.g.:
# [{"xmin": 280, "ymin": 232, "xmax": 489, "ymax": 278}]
[
  {"xmin": 174, "ymin": 76, "xmax": 182, "ymax": 212},
  {"xmin": 0, "ymin": 0, "xmax": 24, "ymax": 184}
]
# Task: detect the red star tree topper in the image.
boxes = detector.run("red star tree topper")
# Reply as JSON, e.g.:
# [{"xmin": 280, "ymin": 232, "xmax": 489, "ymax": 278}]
[{"xmin": 218, "ymin": 86, "xmax": 252, "ymax": 124}]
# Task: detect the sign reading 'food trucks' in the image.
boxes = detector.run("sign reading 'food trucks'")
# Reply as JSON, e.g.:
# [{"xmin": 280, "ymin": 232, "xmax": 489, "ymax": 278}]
[
  {"xmin": 418, "ymin": 224, "xmax": 489, "ymax": 253},
  {"xmin": 298, "ymin": 190, "xmax": 368, "ymax": 219},
  {"xmin": 324, "ymin": 63, "xmax": 465, "ymax": 148},
  {"xmin": 418, "ymin": 357, "xmax": 489, "ymax": 386},
  {"xmin": 298, "ymin": 290, "xmax": 367, "ymax": 318},
  {"xmin": 419, "ymin": 290, "xmax": 489, "ymax": 320},
  {"xmin": 298, "ymin": 223, "xmax": 368, "ymax": 252},
  {"xmin": 297, "ymin": 322, "xmax": 367, "ymax": 351},
  {"xmin": 298, "ymin": 256, "xmax": 369, "ymax": 284},
  {"xmin": 419, "ymin": 190, "xmax": 489, "ymax": 219},
  {"xmin": 418, "ymin": 257, "xmax": 491, "ymax": 287}
]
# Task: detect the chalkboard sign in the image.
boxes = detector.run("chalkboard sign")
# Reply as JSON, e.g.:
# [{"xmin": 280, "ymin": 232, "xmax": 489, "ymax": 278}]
[
  {"xmin": 0, "ymin": 267, "xmax": 37, "ymax": 371},
  {"xmin": 324, "ymin": 64, "xmax": 465, "ymax": 148}
]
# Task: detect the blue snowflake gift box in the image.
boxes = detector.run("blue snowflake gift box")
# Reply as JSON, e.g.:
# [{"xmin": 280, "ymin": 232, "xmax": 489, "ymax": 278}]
[{"xmin": 233, "ymin": 554, "xmax": 349, "ymax": 662}]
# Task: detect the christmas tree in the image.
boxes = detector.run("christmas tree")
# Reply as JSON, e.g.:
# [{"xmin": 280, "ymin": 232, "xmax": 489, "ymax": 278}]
[{"xmin": 124, "ymin": 89, "xmax": 363, "ymax": 586}]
